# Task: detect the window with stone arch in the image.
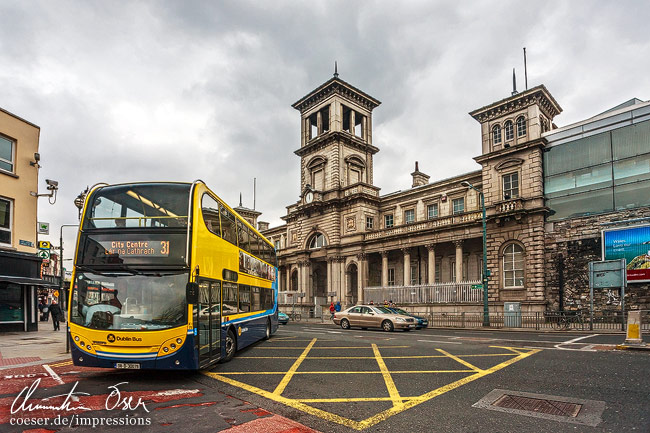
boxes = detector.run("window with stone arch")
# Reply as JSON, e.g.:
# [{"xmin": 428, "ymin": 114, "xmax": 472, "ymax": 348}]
[
  {"xmin": 308, "ymin": 233, "xmax": 327, "ymax": 249},
  {"xmin": 503, "ymin": 242, "xmax": 525, "ymax": 288},
  {"xmin": 307, "ymin": 156, "xmax": 327, "ymax": 191},
  {"xmin": 492, "ymin": 124, "xmax": 502, "ymax": 144},
  {"xmin": 516, "ymin": 116, "xmax": 526, "ymax": 137},
  {"xmin": 345, "ymin": 155, "xmax": 365, "ymax": 186},
  {"xmin": 504, "ymin": 120, "xmax": 514, "ymax": 141}
]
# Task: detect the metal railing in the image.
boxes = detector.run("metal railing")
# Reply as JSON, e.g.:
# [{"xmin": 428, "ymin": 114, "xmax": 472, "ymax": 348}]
[
  {"xmin": 364, "ymin": 281, "xmax": 483, "ymax": 305},
  {"xmin": 400, "ymin": 310, "xmax": 650, "ymax": 331}
]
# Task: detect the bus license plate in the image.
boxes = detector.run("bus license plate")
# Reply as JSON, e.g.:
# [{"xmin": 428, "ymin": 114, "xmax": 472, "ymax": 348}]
[{"xmin": 115, "ymin": 362, "xmax": 140, "ymax": 369}]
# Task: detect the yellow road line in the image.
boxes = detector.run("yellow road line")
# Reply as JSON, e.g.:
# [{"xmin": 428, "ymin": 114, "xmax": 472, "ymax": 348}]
[
  {"xmin": 372, "ymin": 343, "xmax": 402, "ymax": 407},
  {"xmin": 491, "ymin": 345, "xmax": 543, "ymax": 353},
  {"xmin": 217, "ymin": 369, "xmax": 474, "ymax": 375},
  {"xmin": 436, "ymin": 349, "xmax": 483, "ymax": 372},
  {"xmin": 256, "ymin": 345, "xmax": 410, "ymax": 350},
  {"xmin": 205, "ymin": 346, "xmax": 541, "ymax": 431},
  {"xmin": 49, "ymin": 360, "xmax": 73, "ymax": 367},
  {"xmin": 298, "ymin": 397, "xmax": 416, "ymax": 403},
  {"xmin": 238, "ymin": 353, "xmax": 518, "ymax": 360},
  {"xmin": 273, "ymin": 338, "xmax": 317, "ymax": 395}
]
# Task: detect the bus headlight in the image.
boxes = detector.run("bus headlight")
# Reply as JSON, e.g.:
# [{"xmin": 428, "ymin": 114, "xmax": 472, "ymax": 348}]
[
  {"xmin": 74, "ymin": 336, "xmax": 79, "ymax": 341},
  {"xmin": 86, "ymin": 346, "xmax": 92, "ymax": 351},
  {"xmin": 163, "ymin": 347, "xmax": 169, "ymax": 353},
  {"xmin": 170, "ymin": 343, "xmax": 176, "ymax": 350},
  {"xmin": 176, "ymin": 338, "xmax": 182, "ymax": 344}
]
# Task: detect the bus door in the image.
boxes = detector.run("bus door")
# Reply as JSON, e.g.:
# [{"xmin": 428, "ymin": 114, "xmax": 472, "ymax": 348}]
[{"xmin": 197, "ymin": 279, "xmax": 222, "ymax": 367}]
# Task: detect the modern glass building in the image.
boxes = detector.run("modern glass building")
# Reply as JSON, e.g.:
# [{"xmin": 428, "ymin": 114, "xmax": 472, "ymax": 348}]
[{"xmin": 544, "ymin": 99, "xmax": 650, "ymax": 220}]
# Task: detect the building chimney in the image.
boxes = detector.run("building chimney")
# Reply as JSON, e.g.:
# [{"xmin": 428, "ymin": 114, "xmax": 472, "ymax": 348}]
[
  {"xmin": 258, "ymin": 221, "xmax": 269, "ymax": 232},
  {"xmin": 411, "ymin": 161, "xmax": 430, "ymax": 188}
]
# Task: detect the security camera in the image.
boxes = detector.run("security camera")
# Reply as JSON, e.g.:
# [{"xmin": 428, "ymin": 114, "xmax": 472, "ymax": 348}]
[
  {"xmin": 46, "ymin": 179, "xmax": 58, "ymax": 188},
  {"xmin": 34, "ymin": 152, "xmax": 40, "ymax": 162}
]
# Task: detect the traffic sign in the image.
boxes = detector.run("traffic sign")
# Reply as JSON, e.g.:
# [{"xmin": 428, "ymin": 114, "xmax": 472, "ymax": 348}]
[
  {"xmin": 38, "ymin": 222, "xmax": 50, "ymax": 235},
  {"xmin": 38, "ymin": 241, "xmax": 51, "ymax": 250},
  {"xmin": 37, "ymin": 250, "xmax": 51, "ymax": 261},
  {"xmin": 471, "ymin": 284, "xmax": 483, "ymax": 290}
]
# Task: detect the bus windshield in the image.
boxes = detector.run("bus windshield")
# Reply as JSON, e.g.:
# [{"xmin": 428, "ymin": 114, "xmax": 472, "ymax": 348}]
[
  {"xmin": 83, "ymin": 183, "xmax": 191, "ymax": 229},
  {"xmin": 70, "ymin": 271, "xmax": 188, "ymax": 331}
]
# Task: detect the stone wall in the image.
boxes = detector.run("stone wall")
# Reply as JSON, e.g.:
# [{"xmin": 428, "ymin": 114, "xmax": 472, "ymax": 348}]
[{"xmin": 544, "ymin": 209, "xmax": 650, "ymax": 311}]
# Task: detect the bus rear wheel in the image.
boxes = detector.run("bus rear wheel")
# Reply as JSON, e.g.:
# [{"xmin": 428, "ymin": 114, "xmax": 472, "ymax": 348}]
[
  {"xmin": 223, "ymin": 328, "xmax": 236, "ymax": 362},
  {"xmin": 264, "ymin": 319, "xmax": 271, "ymax": 340}
]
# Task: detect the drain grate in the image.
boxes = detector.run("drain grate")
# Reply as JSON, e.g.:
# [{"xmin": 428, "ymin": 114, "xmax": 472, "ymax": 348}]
[
  {"xmin": 473, "ymin": 389, "xmax": 606, "ymax": 427},
  {"xmin": 493, "ymin": 394, "xmax": 582, "ymax": 417}
]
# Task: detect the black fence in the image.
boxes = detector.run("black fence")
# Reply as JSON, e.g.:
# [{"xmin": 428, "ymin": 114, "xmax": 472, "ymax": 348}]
[{"xmin": 416, "ymin": 310, "xmax": 650, "ymax": 331}]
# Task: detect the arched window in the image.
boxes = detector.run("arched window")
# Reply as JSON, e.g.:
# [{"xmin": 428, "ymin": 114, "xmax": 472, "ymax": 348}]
[
  {"xmin": 308, "ymin": 233, "xmax": 327, "ymax": 249},
  {"xmin": 503, "ymin": 243, "xmax": 524, "ymax": 288},
  {"xmin": 504, "ymin": 120, "xmax": 514, "ymax": 141},
  {"xmin": 516, "ymin": 116, "xmax": 526, "ymax": 137},
  {"xmin": 492, "ymin": 125, "xmax": 502, "ymax": 144}
]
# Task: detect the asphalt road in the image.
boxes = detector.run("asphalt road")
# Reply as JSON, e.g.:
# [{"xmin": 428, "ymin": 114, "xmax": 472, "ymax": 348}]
[{"xmin": 198, "ymin": 322, "xmax": 650, "ymax": 433}]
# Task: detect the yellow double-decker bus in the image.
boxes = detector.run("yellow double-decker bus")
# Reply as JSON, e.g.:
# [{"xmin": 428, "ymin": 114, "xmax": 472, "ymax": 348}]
[{"xmin": 68, "ymin": 181, "xmax": 278, "ymax": 369}]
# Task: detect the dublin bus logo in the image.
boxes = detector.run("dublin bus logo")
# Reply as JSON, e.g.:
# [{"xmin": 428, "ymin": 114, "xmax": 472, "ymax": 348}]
[{"xmin": 107, "ymin": 334, "xmax": 116, "ymax": 343}]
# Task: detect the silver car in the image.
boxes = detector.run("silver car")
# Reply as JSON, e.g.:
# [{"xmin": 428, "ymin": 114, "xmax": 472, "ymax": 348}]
[{"xmin": 333, "ymin": 305, "xmax": 416, "ymax": 331}]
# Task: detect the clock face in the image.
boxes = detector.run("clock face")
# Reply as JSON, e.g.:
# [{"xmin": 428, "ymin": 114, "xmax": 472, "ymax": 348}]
[{"xmin": 305, "ymin": 191, "xmax": 313, "ymax": 203}]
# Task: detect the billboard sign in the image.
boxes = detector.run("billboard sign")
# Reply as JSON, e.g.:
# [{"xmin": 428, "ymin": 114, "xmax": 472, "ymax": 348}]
[{"xmin": 602, "ymin": 224, "xmax": 650, "ymax": 283}]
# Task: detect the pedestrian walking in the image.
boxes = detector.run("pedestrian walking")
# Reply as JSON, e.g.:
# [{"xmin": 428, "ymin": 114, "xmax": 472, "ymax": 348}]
[
  {"xmin": 329, "ymin": 302, "xmax": 335, "ymax": 320},
  {"xmin": 49, "ymin": 300, "xmax": 63, "ymax": 331},
  {"xmin": 335, "ymin": 301, "xmax": 341, "ymax": 313}
]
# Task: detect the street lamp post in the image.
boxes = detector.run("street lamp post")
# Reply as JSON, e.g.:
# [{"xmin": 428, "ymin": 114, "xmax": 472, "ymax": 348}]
[{"xmin": 461, "ymin": 181, "xmax": 490, "ymax": 327}]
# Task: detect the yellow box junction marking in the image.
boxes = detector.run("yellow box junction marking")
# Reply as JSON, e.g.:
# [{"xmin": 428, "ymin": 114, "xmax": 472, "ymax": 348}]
[{"xmin": 204, "ymin": 340, "xmax": 540, "ymax": 430}]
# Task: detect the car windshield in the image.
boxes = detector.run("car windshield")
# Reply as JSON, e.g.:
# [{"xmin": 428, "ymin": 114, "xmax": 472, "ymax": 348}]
[
  {"xmin": 373, "ymin": 306, "xmax": 393, "ymax": 314},
  {"xmin": 70, "ymin": 271, "xmax": 188, "ymax": 331}
]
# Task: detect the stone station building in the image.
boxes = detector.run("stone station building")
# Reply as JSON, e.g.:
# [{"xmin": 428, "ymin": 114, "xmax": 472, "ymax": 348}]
[{"xmin": 261, "ymin": 73, "xmax": 650, "ymax": 317}]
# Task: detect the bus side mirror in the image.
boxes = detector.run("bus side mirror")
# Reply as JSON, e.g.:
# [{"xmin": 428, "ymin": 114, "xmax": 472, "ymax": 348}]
[{"xmin": 186, "ymin": 282, "xmax": 199, "ymax": 304}]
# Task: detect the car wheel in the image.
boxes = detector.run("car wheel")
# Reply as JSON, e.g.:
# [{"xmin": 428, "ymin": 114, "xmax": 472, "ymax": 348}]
[
  {"xmin": 361, "ymin": 327, "xmax": 367, "ymax": 330},
  {"xmin": 341, "ymin": 319, "xmax": 350, "ymax": 330},
  {"xmin": 264, "ymin": 319, "xmax": 271, "ymax": 340},
  {"xmin": 222, "ymin": 328, "xmax": 236, "ymax": 363},
  {"xmin": 382, "ymin": 320, "xmax": 394, "ymax": 332}
]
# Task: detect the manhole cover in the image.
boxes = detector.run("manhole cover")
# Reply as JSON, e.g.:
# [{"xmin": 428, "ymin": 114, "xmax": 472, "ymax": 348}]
[
  {"xmin": 493, "ymin": 394, "xmax": 581, "ymax": 417},
  {"xmin": 473, "ymin": 389, "xmax": 605, "ymax": 427}
]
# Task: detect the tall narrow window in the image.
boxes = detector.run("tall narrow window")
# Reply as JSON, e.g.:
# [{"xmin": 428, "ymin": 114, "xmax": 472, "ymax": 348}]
[
  {"xmin": 384, "ymin": 214, "xmax": 394, "ymax": 228},
  {"xmin": 452, "ymin": 197, "xmax": 464, "ymax": 214},
  {"xmin": 503, "ymin": 172, "xmax": 519, "ymax": 200},
  {"xmin": 0, "ymin": 135, "xmax": 14, "ymax": 173},
  {"xmin": 427, "ymin": 203, "xmax": 438, "ymax": 219},
  {"xmin": 366, "ymin": 216, "xmax": 374, "ymax": 229},
  {"xmin": 492, "ymin": 125, "xmax": 502, "ymax": 145},
  {"xmin": 0, "ymin": 197, "xmax": 11, "ymax": 245},
  {"xmin": 504, "ymin": 120, "xmax": 514, "ymax": 141},
  {"xmin": 516, "ymin": 116, "xmax": 526, "ymax": 137},
  {"xmin": 410, "ymin": 263, "xmax": 418, "ymax": 285},
  {"xmin": 387, "ymin": 268, "xmax": 395, "ymax": 286},
  {"xmin": 404, "ymin": 209, "xmax": 415, "ymax": 224},
  {"xmin": 503, "ymin": 243, "xmax": 525, "ymax": 288}
]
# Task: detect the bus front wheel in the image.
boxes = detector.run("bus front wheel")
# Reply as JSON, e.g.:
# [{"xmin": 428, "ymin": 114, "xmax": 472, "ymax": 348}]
[
  {"xmin": 264, "ymin": 319, "xmax": 271, "ymax": 340},
  {"xmin": 223, "ymin": 328, "xmax": 236, "ymax": 362}
]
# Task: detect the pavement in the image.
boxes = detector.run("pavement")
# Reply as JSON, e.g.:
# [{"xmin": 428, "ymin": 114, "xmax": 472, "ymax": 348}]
[{"xmin": 0, "ymin": 322, "xmax": 320, "ymax": 433}]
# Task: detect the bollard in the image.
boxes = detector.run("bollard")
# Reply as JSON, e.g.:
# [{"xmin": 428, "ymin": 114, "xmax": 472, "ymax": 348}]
[{"xmin": 624, "ymin": 310, "xmax": 643, "ymax": 345}]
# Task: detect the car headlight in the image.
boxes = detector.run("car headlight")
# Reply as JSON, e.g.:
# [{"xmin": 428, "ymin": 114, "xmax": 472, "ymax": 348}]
[{"xmin": 396, "ymin": 317, "xmax": 406, "ymax": 322}]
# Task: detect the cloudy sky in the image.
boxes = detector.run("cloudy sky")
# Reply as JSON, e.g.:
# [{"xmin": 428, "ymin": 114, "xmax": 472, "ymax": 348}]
[{"xmin": 2, "ymin": 0, "xmax": 649, "ymax": 256}]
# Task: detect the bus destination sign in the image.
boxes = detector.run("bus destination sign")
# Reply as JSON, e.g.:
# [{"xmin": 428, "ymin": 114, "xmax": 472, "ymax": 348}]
[{"xmin": 101, "ymin": 240, "xmax": 170, "ymax": 257}]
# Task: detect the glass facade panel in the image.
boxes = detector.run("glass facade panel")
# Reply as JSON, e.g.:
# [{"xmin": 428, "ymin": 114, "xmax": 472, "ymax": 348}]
[
  {"xmin": 614, "ymin": 180, "xmax": 650, "ymax": 210},
  {"xmin": 545, "ymin": 132, "xmax": 611, "ymax": 176},
  {"xmin": 547, "ymin": 188, "xmax": 613, "ymax": 220},
  {"xmin": 0, "ymin": 283, "xmax": 23, "ymax": 322},
  {"xmin": 612, "ymin": 120, "xmax": 650, "ymax": 160},
  {"xmin": 613, "ymin": 154, "xmax": 650, "ymax": 185}
]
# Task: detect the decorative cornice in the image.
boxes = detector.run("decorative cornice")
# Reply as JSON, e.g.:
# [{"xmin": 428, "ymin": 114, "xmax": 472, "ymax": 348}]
[
  {"xmin": 292, "ymin": 77, "xmax": 381, "ymax": 113},
  {"xmin": 295, "ymin": 131, "xmax": 379, "ymax": 157},
  {"xmin": 469, "ymin": 85, "xmax": 562, "ymax": 124}
]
